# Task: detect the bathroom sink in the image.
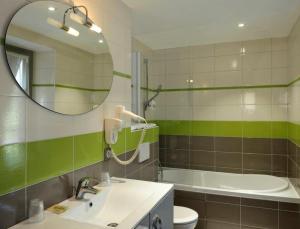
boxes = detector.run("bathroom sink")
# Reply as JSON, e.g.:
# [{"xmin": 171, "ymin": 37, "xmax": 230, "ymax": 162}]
[{"xmin": 55, "ymin": 178, "xmax": 168, "ymax": 228}]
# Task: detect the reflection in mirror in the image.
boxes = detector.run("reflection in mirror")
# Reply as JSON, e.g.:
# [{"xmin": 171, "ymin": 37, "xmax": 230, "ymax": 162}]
[{"xmin": 5, "ymin": 1, "xmax": 113, "ymax": 115}]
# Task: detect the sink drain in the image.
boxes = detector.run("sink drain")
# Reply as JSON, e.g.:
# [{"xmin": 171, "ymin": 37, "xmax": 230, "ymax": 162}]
[{"xmin": 107, "ymin": 223, "xmax": 118, "ymax": 227}]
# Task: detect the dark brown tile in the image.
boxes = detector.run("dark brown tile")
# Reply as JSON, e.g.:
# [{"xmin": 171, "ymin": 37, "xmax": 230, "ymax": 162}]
[
  {"xmin": 175, "ymin": 190, "xmax": 205, "ymax": 201},
  {"xmin": 159, "ymin": 149, "xmax": 167, "ymax": 164},
  {"xmin": 272, "ymin": 171, "xmax": 287, "ymax": 177},
  {"xmin": 243, "ymin": 169, "xmax": 272, "ymax": 175},
  {"xmin": 216, "ymin": 152, "xmax": 242, "ymax": 169},
  {"xmin": 243, "ymin": 138, "xmax": 271, "ymax": 154},
  {"xmin": 215, "ymin": 137, "xmax": 242, "ymax": 153},
  {"xmin": 166, "ymin": 149, "xmax": 189, "ymax": 167},
  {"xmin": 206, "ymin": 202, "xmax": 240, "ymax": 224},
  {"xmin": 139, "ymin": 162, "xmax": 155, "ymax": 181},
  {"xmin": 288, "ymin": 158, "xmax": 298, "ymax": 178},
  {"xmin": 0, "ymin": 189, "xmax": 26, "ymax": 229},
  {"xmin": 241, "ymin": 206, "xmax": 277, "ymax": 229},
  {"xmin": 279, "ymin": 202, "xmax": 300, "ymax": 212},
  {"xmin": 102, "ymin": 155, "xmax": 126, "ymax": 177},
  {"xmin": 166, "ymin": 135, "xmax": 189, "ymax": 150},
  {"xmin": 272, "ymin": 155, "xmax": 287, "ymax": 172},
  {"xmin": 243, "ymin": 154, "xmax": 271, "ymax": 171},
  {"xmin": 27, "ymin": 172, "xmax": 73, "ymax": 210},
  {"xmin": 216, "ymin": 167, "xmax": 242, "ymax": 174},
  {"xmin": 288, "ymin": 140, "xmax": 297, "ymax": 160},
  {"xmin": 190, "ymin": 136, "xmax": 214, "ymax": 151},
  {"xmin": 159, "ymin": 135, "xmax": 166, "ymax": 149},
  {"xmin": 279, "ymin": 210, "xmax": 300, "ymax": 229},
  {"xmin": 125, "ymin": 150, "xmax": 154, "ymax": 175},
  {"xmin": 272, "ymin": 139, "xmax": 287, "ymax": 155},
  {"xmin": 190, "ymin": 165, "xmax": 215, "ymax": 171},
  {"xmin": 206, "ymin": 194, "xmax": 240, "ymax": 205},
  {"xmin": 241, "ymin": 198, "xmax": 277, "ymax": 209},
  {"xmin": 195, "ymin": 219, "xmax": 205, "ymax": 229},
  {"xmin": 190, "ymin": 150, "xmax": 215, "ymax": 167},
  {"xmin": 206, "ymin": 220, "xmax": 240, "ymax": 229}
]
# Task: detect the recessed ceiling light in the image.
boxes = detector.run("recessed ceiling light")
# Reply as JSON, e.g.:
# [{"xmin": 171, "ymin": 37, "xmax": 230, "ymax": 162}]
[
  {"xmin": 48, "ymin": 7, "xmax": 56, "ymax": 12},
  {"xmin": 238, "ymin": 23, "xmax": 245, "ymax": 28},
  {"xmin": 99, "ymin": 39, "xmax": 104, "ymax": 43}
]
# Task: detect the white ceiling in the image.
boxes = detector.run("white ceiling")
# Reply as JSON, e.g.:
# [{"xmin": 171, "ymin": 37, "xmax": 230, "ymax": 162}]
[{"xmin": 122, "ymin": 0, "xmax": 300, "ymax": 49}]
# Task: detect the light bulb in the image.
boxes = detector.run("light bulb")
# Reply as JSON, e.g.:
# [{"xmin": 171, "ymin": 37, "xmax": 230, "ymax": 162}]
[
  {"xmin": 99, "ymin": 39, "xmax": 104, "ymax": 43},
  {"xmin": 67, "ymin": 27, "xmax": 80, "ymax": 36},
  {"xmin": 48, "ymin": 6, "xmax": 56, "ymax": 11},
  {"xmin": 238, "ymin": 23, "xmax": 245, "ymax": 28},
  {"xmin": 90, "ymin": 23, "xmax": 102, "ymax": 33}
]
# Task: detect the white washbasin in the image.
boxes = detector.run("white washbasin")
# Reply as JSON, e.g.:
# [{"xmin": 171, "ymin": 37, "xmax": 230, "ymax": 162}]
[
  {"xmin": 61, "ymin": 179, "xmax": 155, "ymax": 227},
  {"xmin": 10, "ymin": 178, "xmax": 173, "ymax": 229}
]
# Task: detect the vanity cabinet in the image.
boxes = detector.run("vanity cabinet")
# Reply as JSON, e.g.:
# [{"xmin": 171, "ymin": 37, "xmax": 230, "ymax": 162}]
[{"xmin": 135, "ymin": 190, "xmax": 174, "ymax": 229}]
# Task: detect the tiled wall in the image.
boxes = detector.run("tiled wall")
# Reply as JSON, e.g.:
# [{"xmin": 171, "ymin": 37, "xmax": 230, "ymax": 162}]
[
  {"xmin": 0, "ymin": 0, "xmax": 160, "ymax": 228},
  {"xmin": 287, "ymin": 15, "xmax": 300, "ymax": 186},
  {"xmin": 146, "ymin": 38, "xmax": 291, "ymax": 176},
  {"xmin": 175, "ymin": 190, "xmax": 300, "ymax": 229}
]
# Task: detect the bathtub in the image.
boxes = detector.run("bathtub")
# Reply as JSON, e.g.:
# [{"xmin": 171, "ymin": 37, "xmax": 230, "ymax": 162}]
[{"xmin": 160, "ymin": 167, "xmax": 300, "ymax": 203}]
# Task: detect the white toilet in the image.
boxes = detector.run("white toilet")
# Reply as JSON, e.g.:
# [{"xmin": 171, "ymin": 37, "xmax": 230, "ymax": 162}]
[{"xmin": 174, "ymin": 206, "xmax": 198, "ymax": 229}]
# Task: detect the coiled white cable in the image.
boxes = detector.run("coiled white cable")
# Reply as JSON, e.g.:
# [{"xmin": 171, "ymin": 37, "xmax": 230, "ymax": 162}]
[{"xmin": 109, "ymin": 119, "xmax": 147, "ymax": 166}]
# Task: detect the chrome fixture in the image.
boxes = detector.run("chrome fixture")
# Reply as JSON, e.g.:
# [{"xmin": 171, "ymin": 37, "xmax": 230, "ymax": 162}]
[
  {"xmin": 75, "ymin": 177, "xmax": 99, "ymax": 200},
  {"xmin": 63, "ymin": 5, "xmax": 101, "ymax": 34},
  {"xmin": 144, "ymin": 84, "xmax": 162, "ymax": 113}
]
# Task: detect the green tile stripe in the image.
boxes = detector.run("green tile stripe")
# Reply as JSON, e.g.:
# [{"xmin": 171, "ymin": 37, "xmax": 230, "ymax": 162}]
[
  {"xmin": 288, "ymin": 122, "xmax": 300, "ymax": 146},
  {"xmin": 113, "ymin": 70, "xmax": 131, "ymax": 79},
  {"xmin": 153, "ymin": 120, "xmax": 288, "ymax": 139},
  {"xmin": 0, "ymin": 127, "xmax": 158, "ymax": 196},
  {"xmin": 159, "ymin": 84, "xmax": 287, "ymax": 92},
  {"xmin": 32, "ymin": 84, "xmax": 110, "ymax": 92}
]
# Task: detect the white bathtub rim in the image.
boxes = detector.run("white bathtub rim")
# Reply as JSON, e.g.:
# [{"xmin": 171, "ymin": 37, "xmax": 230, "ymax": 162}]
[{"xmin": 161, "ymin": 167, "xmax": 300, "ymax": 204}]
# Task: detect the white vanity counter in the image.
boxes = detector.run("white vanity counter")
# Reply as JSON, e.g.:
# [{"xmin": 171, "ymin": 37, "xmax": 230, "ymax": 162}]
[{"xmin": 10, "ymin": 178, "xmax": 174, "ymax": 229}]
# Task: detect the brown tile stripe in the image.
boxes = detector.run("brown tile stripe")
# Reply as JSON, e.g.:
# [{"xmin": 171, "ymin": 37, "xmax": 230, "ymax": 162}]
[
  {"xmin": 160, "ymin": 135, "xmax": 288, "ymax": 176},
  {"xmin": 0, "ymin": 143, "xmax": 159, "ymax": 229},
  {"xmin": 175, "ymin": 190, "xmax": 300, "ymax": 229}
]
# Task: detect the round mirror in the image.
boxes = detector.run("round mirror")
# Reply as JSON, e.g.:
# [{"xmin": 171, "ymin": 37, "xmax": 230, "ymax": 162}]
[{"xmin": 5, "ymin": 1, "xmax": 113, "ymax": 115}]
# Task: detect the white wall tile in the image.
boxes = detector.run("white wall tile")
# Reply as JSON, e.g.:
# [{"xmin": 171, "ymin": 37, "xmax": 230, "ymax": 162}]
[
  {"xmin": 215, "ymin": 71, "xmax": 242, "ymax": 87},
  {"xmin": 193, "ymin": 106, "xmax": 216, "ymax": 121},
  {"xmin": 243, "ymin": 52, "xmax": 271, "ymax": 70},
  {"xmin": 216, "ymin": 105, "xmax": 243, "ymax": 121},
  {"xmin": 272, "ymin": 51, "xmax": 287, "ymax": 68},
  {"xmin": 215, "ymin": 90, "xmax": 243, "ymax": 105},
  {"xmin": 215, "ymin": 42, "xmax": 242, "ymax": 56},
  {"xmin": 242, "ymin": 39, "xmax": 271, "ymax": 54},
  {"xmin": 215, "ymin": 55, "xmax": 241, "ymax": 71}
]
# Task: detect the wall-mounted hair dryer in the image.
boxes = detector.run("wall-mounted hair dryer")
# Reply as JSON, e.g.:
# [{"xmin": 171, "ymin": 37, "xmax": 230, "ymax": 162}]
[
  {"xmin": 104, "ymin": 105, "xmax": 147, "ymax": 165},
  {"xmin": 105, "ymin": 105, "xmax": 146, "ymax": 145}
]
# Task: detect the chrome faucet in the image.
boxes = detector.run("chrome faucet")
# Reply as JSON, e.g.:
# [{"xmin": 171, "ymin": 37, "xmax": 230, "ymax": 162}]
[{"xmin": 75, "ymin": 177, "xmax": 99, "ymax": 200}]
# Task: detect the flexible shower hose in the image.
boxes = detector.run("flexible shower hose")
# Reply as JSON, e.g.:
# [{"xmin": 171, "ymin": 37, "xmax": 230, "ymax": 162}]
[{"xmin": 109, "ymin": 119, "xmax": 147, "ymax": 166}]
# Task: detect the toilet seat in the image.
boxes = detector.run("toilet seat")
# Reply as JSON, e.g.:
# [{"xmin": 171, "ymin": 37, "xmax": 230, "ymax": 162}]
[{"xmin": 174, "ymin": 206, "xmax": 198, "ymax": 225}]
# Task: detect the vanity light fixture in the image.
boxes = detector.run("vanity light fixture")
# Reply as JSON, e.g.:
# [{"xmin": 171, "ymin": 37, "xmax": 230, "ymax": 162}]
[{"xmin": 66, "ymin": 5, "xmax": 102, "ymax": 34}]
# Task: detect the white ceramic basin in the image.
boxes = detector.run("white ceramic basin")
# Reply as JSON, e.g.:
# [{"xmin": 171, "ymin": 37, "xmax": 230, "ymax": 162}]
[
  {"xmin": 57, "ymin": 178, "xmax": 173, "ymax": 229},
  {"xmin": 9, "ymin": 178, "xmax": 173, "ymax": 229}
]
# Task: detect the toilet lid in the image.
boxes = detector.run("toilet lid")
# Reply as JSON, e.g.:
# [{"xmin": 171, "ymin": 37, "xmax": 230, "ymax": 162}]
[{"xmin": 174, "ymin": 206, "xmax": 198, "ymax": 224}]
